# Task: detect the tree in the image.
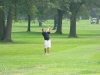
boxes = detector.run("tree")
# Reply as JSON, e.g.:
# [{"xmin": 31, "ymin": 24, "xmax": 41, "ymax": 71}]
[
  {"xmin": 89, "ymin": 8, "xmax": 100, "ymax": 24},
  {"xmin": 49, "ymin": 0, "xmax": 68, "ymax": 34},
  {"xmin": 26, "ymin": 0, "xmax": 37, "ymax": 32},
  {"xmin": 50, "ymin": 0, "xmax": 100, "ymax": 37},
  {"xmin": 68, "ymin": 1, "xmax": 84, "ymax": 37},
  {"xmin": 13, "ymin": 0, "xmax": 18, "ymax": 22},
  {"xmin": 0, "ymin": 1, "xmax": 5, "ymax": 41},
  {"xmin": 0, "ymin": 0, "xmax": 15, "ymax": 42},
  {"xmin": 35, "ymin": 0, "xmax": 50, "ymax": 27},
  {"xmin": 3, "ymin": 1, "xmax": 14, "ymax": 42},
  {"xmin": 55, "ymin": 9, "xmax": 63, "ymax": 34},
  {"xmin": 52, "ymin": 13, "xmax": 58, "ymax": 30},
  {"xmin": 3, "ymin": 6, "xmax": 13, "ymax": 42},
  {"xmin": 21, "ymin": 0, "xmax": 37, "ymax": 32}
]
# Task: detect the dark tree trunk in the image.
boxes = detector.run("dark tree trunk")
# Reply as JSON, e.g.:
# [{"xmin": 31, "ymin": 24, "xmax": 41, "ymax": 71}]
[
  {"xmin": 68, "ymin": 2, "xmax": 83, "ymax": 37},
  {"xmin": 14, "ymin": 1, "xmax": 18, "ymax": 22},
  {"xmin": 55, "ymin": 9, "xmax": 63, "ymax": 34},
  {"xmin": 68, "ymin": 12, "xmax": 77, "ymax": 37},
  {"xmin": 96, "ymin": 17, "xmax": 99, "ymax": 24},
  {"xmin": 39, "ymin": 21, "xmax": 42, "ymax": 26},
  {"xmin": 52, "ymin": 15, "xmax": 58, "ymax": 30},
  {"xmin": 27, "ymin": 14, "xmax": 31, "ymax": 32},
  {"xmin": 0, "ymin": 8, "xmax": 5, "ymax": 41},
  {"xmin": 38, "ymin": 20, "xmax": 42, "ymax": 26},
  {"xmin": 3, "ymin": 7, "xmax": 13, "ymax": 42}
]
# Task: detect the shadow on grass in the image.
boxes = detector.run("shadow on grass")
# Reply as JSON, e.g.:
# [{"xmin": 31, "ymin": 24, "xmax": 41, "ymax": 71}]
[
  {"xmin": 78, "ymin": 34, "xmax": 100, "ymax": 39},
  {"xmin": 13, "ymin": 25, "xmax": 52, "ymax": 28},
  {"xmin": 12, "ymin": 31, "xmax": 42, "ymax": 35},
  {"xmin": 12, "ymin": 31, "xmax": 100, "ymax": 39}
]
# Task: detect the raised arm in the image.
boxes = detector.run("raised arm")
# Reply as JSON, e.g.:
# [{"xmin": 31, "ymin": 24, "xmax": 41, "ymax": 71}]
[{"xmin": 46, "ymin": 27, "xmax": 51, "ymax": 33}]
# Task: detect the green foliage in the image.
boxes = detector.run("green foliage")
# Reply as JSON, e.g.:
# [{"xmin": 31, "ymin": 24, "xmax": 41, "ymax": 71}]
[{"xmin": 0, "ymin": 6, "xmax": 3, "ymax": 9}]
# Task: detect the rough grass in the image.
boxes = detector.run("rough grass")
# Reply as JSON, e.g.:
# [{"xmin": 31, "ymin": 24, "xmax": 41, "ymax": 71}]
[{"xmin": 0, "ymin": 20, "xmax": 100, "ymax": 75}]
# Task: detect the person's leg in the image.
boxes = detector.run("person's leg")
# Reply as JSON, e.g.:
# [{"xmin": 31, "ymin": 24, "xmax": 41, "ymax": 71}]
[
  {"xmin": 44, "ymin": 48, "xmax": 46, "ymax": 54},
  {"xmin": 47, "ymin": 47, "xmax": 50, "ymax": 54},
  {"xmin": 44, "ymin": 40, "xmax": 47, "ymax": 55},
  {"xmin": 47, "ymin": 40, "xmax": 51, "ymax": 55}
]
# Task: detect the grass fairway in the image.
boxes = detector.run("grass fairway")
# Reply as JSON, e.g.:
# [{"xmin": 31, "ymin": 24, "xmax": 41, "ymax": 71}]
[{"xmin": 0, "ymin": 20, "xmax": 100, "ymax": 75}]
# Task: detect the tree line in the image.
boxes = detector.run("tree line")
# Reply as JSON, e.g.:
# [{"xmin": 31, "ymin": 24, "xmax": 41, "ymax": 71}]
[{"xmin": 0, "ymin": 0, "xmax": 100, "ymax": 42}]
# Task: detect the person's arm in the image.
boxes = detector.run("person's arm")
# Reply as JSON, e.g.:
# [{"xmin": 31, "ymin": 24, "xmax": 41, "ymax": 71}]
[{"xmin": 46, "ymin": 27, "xmax": 51, "ymax": 33}]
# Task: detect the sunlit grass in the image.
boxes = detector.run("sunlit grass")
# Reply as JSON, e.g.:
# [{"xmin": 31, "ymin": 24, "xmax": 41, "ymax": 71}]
[{"xmin": 0, "ymin": 20, "xmax": 100, "ymax": 75}]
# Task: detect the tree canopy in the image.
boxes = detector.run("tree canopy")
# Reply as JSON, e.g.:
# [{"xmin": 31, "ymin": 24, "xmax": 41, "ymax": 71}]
[{"xmin": 0, "ymin": 0, "xmax": 100, "ymax": 42}]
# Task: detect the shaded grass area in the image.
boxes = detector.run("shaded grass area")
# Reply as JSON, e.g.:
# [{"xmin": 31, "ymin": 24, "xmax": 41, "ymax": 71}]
[{"xmin": 0, "ymin": 20, "xmax": 100, "ymax": 75}]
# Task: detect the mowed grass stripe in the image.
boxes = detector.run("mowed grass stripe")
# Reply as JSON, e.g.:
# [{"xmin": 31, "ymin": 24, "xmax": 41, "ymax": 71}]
[{"xmin": 0, "ymin": 20, "xmax": 100, "ymax": 75}]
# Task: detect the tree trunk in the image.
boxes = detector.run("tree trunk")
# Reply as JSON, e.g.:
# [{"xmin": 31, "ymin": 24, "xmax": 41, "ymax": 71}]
[
  {"xmin": 27, "ymin": 14, "xmax": 31, "ymax": 32},
  {"xmin": 68, "ymin": 12, "xmax": 77, "ymax": 37},
  {"xmin": 3, "ymin": 7, "xmax": 13, "ymax": 42},
  {"xmin": 39, "ymin": 21, "xmax": 42, "ymax": 26},
  {"xmin": 52, "ymin": 15, "xmax": 58, "ymax": 30},
  {"xmin": 55, "ymin": 9, "xmax": 63, "ymax": 34},
  {"xmin": 0, "ymin": 8, "xmax": 5, "ymax": 41},
  {"xmin": 68, "ymin": 2, "xmax": 83, "ymax": 38},
  {"xmin": 96, "ymin": 17, "xmax": 99, "ymax": 24},
  {"xmin": 38, "ymin": 20, "xmax": 42, "ymax": 26},
  {"xmin": 14, "ymin": 1, "xmax": 18, "ymax": 22}
]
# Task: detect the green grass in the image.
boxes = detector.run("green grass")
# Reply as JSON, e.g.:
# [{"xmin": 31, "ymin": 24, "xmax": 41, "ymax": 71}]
[{"xmin": 0, "ymin": 20, "xmax": 100, "ymax": 75}]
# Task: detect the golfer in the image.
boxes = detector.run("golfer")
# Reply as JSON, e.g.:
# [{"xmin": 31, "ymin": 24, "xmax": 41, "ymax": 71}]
[{"xmin": 42, "ymin": 27, "xmax": 51, "ymax": 55}]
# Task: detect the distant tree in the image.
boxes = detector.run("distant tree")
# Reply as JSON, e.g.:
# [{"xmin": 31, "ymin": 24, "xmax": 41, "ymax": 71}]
[
  {"xmin": 35, "ymin": 0, "xmax": 50, "ymax": 27},
  {"xmin": 50, "ymin": 0, "xmax": 100, "ymax": 37},
  {"xmin": 49, "ymin": 0, "xmax": 69, "ymax": 34},
  {"xmin": 89, "ymin": 8, "xmax": 100, "ymax": 24},
  {"xmin": 34, "ymin": 0, "xmax": 57, "ymax": 27},
  {"xmin": 21, "ymin": 0, "xmax": 37, "ymax": 32}
]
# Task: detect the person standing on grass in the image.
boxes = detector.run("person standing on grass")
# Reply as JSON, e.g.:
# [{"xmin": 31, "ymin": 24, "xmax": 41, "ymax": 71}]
[{"xmin": 42, "ymin": 27, "xmax": 51, "ymax": 55}]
